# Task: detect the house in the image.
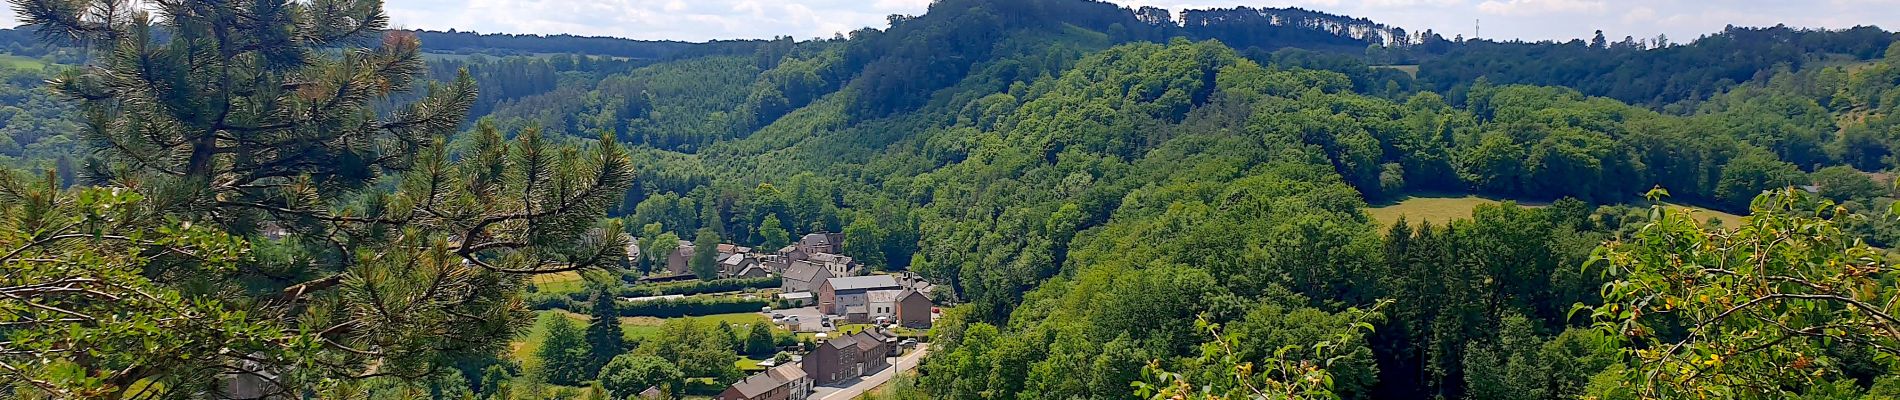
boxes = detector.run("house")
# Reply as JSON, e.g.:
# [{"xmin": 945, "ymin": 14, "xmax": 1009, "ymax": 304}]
[
  {"xmin": 861, "ymin": 290, "xmax": 904, "ymax": 324},
  {"xmin": 777, "ymin": 244, "xmax": 808, "ymax": 262},
  {"xmin": 808, "ymin": 252, "xmax": 863, "ymax": 277},
  {"xmin": 637, "ymin": 386, "xmax": 665, "ymax": 399},
  {"xmin": 718, "ymin": 243, "xmax": 755, "ymax": 258},
  {"xmin": 759, "ymin": 255, "xmax": 791, "ymax": 273},
  {"xmin": 817, "ymin": 275, "xmax": 902, "ymax": 316},
  {"xmin": 721, "ymin": 253, "xmax": 760, "ymax": 277},
  {"xmin": 850, "ymin": 329, "xmax": 893, "ymax": 369},
  {"xmin": 733, "ymin": 265, "xmax": 770, "ymax": 279},
  {"xmin": 802, "ymin": 334, "xmax": 864, "ymax": 385},
  {"xmin": 796, "ymin": 233, "xmax": 841, "ymax": 255},
  {"xmin": 766, "ymin": 363, "xmax": 813, "ymax": 400},
  {"xmin": 893, "ymin": 289, "xmax": 934, "ymax": 328},
  {"xmin": 781, "ymin": 261, "xmax": 831, "ymax": 294},
  {"xmin": 801, "ymin": 330, "xmax": 892, "ymax": 386},
  {"xmin": 717, "ymin": 372, "xmax": 791, "ymax": 400},
  {"xmin": 666, "ymin": 240, "xmax": 695, "ymax": 275}
]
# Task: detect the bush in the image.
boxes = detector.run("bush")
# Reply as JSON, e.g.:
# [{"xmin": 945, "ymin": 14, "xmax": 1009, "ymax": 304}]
[
  {"xmin": 599, "ymin": 354, "xmax": 682, "ymax": 398},
  {"xmin": 527, "ymin": 277, "xmax": 780, "ymax": 314},
  {"xmin": 618, "ymin": 296, "xmax": 772, "ymax": 318},
  {"xmin": 617, "ymin": 277, "xmax": 780, "ymax": 298},
  {"xmin": 525, "ymin": 292, "xmax": 577, "ymax": 311}
]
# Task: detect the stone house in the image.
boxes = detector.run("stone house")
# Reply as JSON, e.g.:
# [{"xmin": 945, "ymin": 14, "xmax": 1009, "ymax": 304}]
[
  {"xmin": 801, "ymin": 330, "xmax": 892, "ymax": 386},
  {"xmin": 766, "ymin": 363, "xmax": 812, "ymax": 400},
  {"xmin": 802, "ymin": 334, "xmax": 864, "ymax": 385},
  {"xmin": 665, "ymin": 240, "xmax": 694, "ymax": 276},
  {"xmin": 780, "ymin": 261, "xmax": 831, "ymax": 294},
  {"xmin": 720, "ymin": 253, "xmax": 760, "ymax": 278},
  {"xmin": 817, "ymin": 275, "xmax": 902, "ymax": 316},
  {"xmin": 717, "ymin": 373, "xmax": 790, "ymax": 400},
  {"xmin": 893, "ymin": 289, "xmax": 934, "ymax": 328},
  {"xmin": 808, "ymin": 252, "xmax": 863, "ymax": 277}
]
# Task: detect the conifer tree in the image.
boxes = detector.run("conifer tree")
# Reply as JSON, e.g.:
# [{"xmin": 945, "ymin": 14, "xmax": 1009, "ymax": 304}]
[
  {"xmin": 0, "ymin": 0, "xmax": 635, "ymax": 397},
  {"xmin": 537, "ymin": 315, "xmax": 591, "ymax": 386},
  {"xmin": 585, "ymin": 290, "xmax": 626, "ymax": 374},
  {"xmin": 691, "ymin": 227, "xmax": 720, "ymax": 280}
]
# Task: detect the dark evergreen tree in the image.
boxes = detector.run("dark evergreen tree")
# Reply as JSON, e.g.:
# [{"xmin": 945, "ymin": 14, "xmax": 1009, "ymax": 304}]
[
  {"xmin": 585, "ymin": 290, "xmax": 626, "ymax": 374},
  {"xmin": 691, "ymin": 228, "xmax": 721, "ymax": 280}
]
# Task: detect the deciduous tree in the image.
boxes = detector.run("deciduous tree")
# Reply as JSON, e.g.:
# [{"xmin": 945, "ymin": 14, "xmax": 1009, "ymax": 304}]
[
  {"xmin": 598, "ymin": 354, "xmax": 682, "ymax": 399},
  {"xmin": 1589, "ymin": 189, "xmax": 1900, "ymax": 398}
]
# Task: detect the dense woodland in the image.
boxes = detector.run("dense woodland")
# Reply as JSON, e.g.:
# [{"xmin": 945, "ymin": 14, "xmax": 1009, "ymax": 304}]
[{"xmin": 2, "ymin": 0, "xmax": 1900, "ymax": 399}]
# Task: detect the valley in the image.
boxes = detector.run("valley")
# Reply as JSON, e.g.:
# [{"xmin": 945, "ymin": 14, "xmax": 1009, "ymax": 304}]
[{"xmin": 0, "ymin": 0, "xmax": 1896, "ymax": 399}]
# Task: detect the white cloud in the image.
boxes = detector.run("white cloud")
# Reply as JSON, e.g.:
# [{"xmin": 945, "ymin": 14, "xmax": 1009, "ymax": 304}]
[
  {"xmin": 1360, "ymin": 0, "xmax": 1466, "ymax": 6},
  {"xmin": 1621, "ymin": 6, "xmax": 1656, "ymax": 24},
  {"xmin": 1475, "ymin": 0, "xmax": 1607, "ymax": 16},
  {"xmin": 10, "ymin": 0, "xmax": 1899, "ymax": 46}
]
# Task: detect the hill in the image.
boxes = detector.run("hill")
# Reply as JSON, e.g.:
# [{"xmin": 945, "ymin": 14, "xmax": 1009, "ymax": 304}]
[{"xmin": 2, "ymin": 0, "xmax": 1899, "ymax": 398}]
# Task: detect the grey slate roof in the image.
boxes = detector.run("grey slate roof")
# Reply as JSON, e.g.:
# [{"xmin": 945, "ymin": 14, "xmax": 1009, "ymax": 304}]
[
  {"xmin": 809, "ymin": 252, "xmax": 854, "ymax": 264},
  {"xmin": 767, "ymin": 363, "xmax": 808, "ymax": 382},
  {"xmin": 825, "ymin": 334, "xmax": 863, "ymax": 350},
  {"xmin": 784, "ymin": 262, "xmax": 828, "ymax": 283},
  {"xmin": 800, "ymin": 233, "xmax": 832, "ymax": 247},
  {"xmin": 866, "ymin": 289, "xmax": 904, "ymax": 304},
  {"xmin": 826, "ymin": 275, "xmax": 901, "ymax": 292},
  {"xmin": 728, "ymin": 373, "xmax": 786, "ymax": 398},
  {"xmin": 857, "ymin": 329, "xmax": 888, "ymax": 343}
]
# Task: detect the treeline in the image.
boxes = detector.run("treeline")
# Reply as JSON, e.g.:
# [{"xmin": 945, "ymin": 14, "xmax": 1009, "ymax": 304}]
[
  {"xmin": 408, "ymin": 29, "xmax": 699, "ymax": 59},
  {"xmin": 0, "ymin": 65, "xmax": 79, "ymax": 184},
  {"xmin": 1416, "ymin": 25, "xmax": 1897, "ymax": 109},
  {"xmin": 0, "ymin": 28, "xmax": 88, "ymax": 62}
]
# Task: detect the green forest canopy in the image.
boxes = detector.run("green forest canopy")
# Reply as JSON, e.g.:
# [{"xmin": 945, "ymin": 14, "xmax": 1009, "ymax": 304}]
[{"xmin": 0, "ymin": 0, "xmax": 1898, "ymax": 398}]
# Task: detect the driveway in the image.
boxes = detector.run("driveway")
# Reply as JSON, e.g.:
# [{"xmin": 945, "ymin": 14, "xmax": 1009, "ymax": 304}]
[
  {"xmin": 771, "ymin": 306, "xmax": 827, "ymax": 332},
  {"xmin": 814, "ymin": 346, "xmax": 931, "ymax": 400}
]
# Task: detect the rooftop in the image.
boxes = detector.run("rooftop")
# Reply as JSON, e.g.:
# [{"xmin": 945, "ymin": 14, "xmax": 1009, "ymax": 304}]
[
  {"xmin": 866, "ymin": 289, "xmax": 905, "ymax": 303},
  {"xmin": 826, "ymin": 275, "xmax": 901, "ymax": 292},
  {"xmin": 783, "ymin": 261, "xmax": 829, "ymax": 282},
  {"xmin": 727, "ymin": 372, "xmax": 787, "ymax": 398},
  {"xmin": 766, "ymin": 363, "xmax": 807, "ymax": 382}
]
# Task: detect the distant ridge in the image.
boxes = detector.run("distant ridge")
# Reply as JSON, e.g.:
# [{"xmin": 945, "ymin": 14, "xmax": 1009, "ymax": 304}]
[{"xmin": 403, "ymin": 29, "xmax": 764, "ymax": 59}]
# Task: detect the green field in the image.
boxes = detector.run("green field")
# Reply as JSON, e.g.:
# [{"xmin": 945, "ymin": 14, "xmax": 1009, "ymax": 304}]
[
  {"xmin": 1366, "ymin": 196, "xmax": 1542, "ymax": 227},
  {"xmin": 529, "ymin": 271, "xmax": 588, "ymax": 294},
  {"xmin": 421, "ymin": 51, "xmax": 638, "ymax": 62},
  {"xmin": 1372, "ymin": 64, "xmax": 1419, "ymax": 78},
  {"xmin": 1656, "ymin": 202, "xmax": 1748, "ymax": 227},
  {"xmin": 618, "ymin": 312, "xmax": 772, "ymax": 341},
  {"xmin": 1367, "ymin": 195, "xmax": 1748, "ymax": 228},
  {"xmin": 736, "ymin": 357, "xmax": 768, "ymax": 372},
  {"xmin": 511, "ymin": 310, "xmax": 589, "ymax": 368},
  {"xmin": 0, "ymin": 55, "xmax": 48, "ymax": 71}
]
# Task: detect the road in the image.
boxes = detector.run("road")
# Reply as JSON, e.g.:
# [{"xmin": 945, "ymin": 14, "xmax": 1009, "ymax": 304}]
[{"xmin": 816, "ymin": 346, "xmax": 930, "ymax": 400}]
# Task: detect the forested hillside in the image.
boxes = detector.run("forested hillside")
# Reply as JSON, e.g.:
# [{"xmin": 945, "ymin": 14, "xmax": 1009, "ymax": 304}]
[{"xmin": 2, "ymin": 0, "xmax": 1899, "ymax": 398}]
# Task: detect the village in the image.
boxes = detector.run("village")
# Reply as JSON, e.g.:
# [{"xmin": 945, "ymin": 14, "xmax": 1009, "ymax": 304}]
[{"xmin": 527, "ymin": 231, "xmax": 940, "ymax": 400}]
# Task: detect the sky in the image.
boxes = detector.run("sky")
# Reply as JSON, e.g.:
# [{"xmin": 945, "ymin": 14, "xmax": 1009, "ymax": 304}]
[{"xmin": 7, "ymin": 0, "xmax": 1898, "ymax": 44}]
